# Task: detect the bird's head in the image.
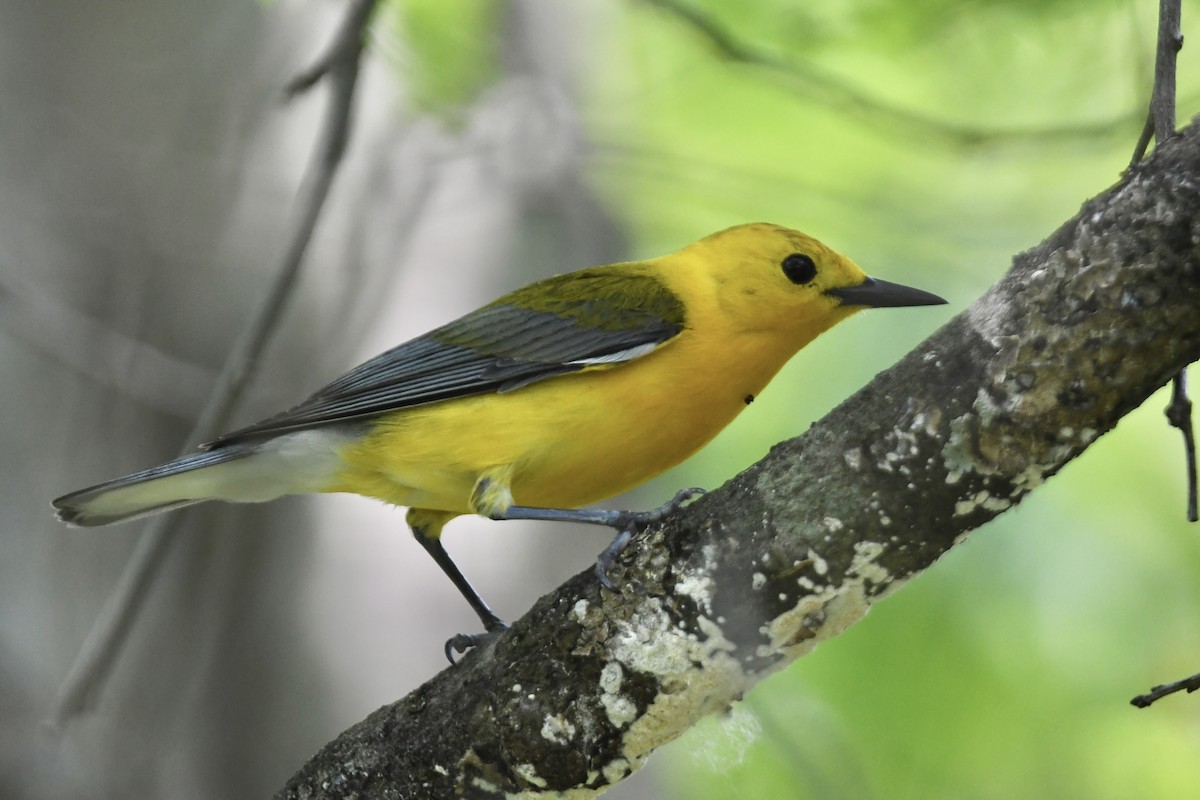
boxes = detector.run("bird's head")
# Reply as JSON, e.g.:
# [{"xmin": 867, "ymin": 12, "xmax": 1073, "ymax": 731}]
[{"xmin": 680, "ymin": 222, "xmax": 946, "ymax": 339}]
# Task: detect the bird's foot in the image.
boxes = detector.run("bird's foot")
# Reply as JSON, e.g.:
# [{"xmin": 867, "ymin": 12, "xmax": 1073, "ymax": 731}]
[
  {"xmin": 444, "ymin": 618, "xmax": 509, "ymax": 664},
  {"xmin": 594, "ymin": 487, "xmax": 706, "ymax": 589},
  {"xmin": 594, "ymin": 530, "xmax": 632, "ymax": 590}
]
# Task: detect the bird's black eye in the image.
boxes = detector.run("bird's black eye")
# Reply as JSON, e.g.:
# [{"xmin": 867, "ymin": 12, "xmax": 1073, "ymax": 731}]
[{"xmin": 781, "ymin": 253, "xmax": 817, "ymax": 285}]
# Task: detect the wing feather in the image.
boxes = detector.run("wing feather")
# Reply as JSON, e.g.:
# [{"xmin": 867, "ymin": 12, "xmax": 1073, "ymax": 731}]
[{"xmin": 206, "ymin": 268, "xmax": 685, "ymax": 447}]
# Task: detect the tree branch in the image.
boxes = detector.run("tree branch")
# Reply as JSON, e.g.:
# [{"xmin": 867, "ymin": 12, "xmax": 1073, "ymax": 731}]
[
  {"xmin": 277, "ymin": 117, "xmax": 1200, "ymax": 798},
  {"xmin": 1131, "ymin": 670, "xmax": 1200, "ymax": 707}
]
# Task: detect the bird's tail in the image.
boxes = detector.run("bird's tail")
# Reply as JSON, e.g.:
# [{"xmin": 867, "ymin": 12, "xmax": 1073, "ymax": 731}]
[
  {"xmin": 52, "ymin": 446, "xmax": 264, "ymax": 527},
  {"xmin": 51, "ymin": 428, "xmax": 356, "ymax": 527}
]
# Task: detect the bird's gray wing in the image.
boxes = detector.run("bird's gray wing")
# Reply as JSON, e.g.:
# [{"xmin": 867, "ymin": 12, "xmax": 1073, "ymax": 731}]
[{"xmin": 205, "ymin": 268, "xmax": 686, "ymax": 447}]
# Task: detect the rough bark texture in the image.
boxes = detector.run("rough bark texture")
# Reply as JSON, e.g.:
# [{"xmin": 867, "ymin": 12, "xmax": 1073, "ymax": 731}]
[{"xmin": 278, "ymin": 118, "xmax": 1200, "ymax": 799}]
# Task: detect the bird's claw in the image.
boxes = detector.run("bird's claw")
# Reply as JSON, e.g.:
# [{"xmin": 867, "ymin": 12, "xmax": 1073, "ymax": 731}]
[
  {"xmin": 444, "ymin": 621, "xmax": 509, "ymax": 665},
  {"xmin": 594, "ymin": 529, "xmax": 632, "ymax": 590},
  {"xmin": 660, "ymin": 486, "xmax": 706, "ymax": 516},
  {"xmin": 595, "ymin": 487, "xmax": 707, "ymax": 590}
]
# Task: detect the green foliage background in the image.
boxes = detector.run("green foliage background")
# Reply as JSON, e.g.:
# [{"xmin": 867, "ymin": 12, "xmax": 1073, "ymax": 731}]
[{"xmin": 395, "ymin": 0, "xmax": 1200, "ymax": 796}]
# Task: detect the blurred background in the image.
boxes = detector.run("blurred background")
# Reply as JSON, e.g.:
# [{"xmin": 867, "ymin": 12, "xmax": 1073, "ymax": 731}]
[{"xmin": 4, "ymin": 0, "xmax": 1200, "ymax": 797}]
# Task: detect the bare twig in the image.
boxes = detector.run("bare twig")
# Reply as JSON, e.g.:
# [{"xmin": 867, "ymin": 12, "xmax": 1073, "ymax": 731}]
[
  {"xmin": 1151, "ymin": 0, "xmax": 1183, "ymax": 147},
  {"xmin": 1131, "ymin": 671, "xmax": 1200, "ymax": 708},
  {"xmin": 1131, "ymin": 0, "xmax": 1183, "ymax": 162},
  {"xmin": 1150, "ymin": 1, "xmax": 1196, "ymax": 525},
  {"xmin": 1126, "ymin": 0, "xmax": 1199, "ymax": 712},
  {"xmin": 1146, "ymin": 0, "xmax": 1195, "ymax": 525},
  {"xmin": 1129, "ymin": 111, "xmax": 1155, "ymax": 164},
  {"xmin": 1166, "ymin": 371, "xmax": 1198, "ymax": 521},
  {"xmin": 49, "ymin": 0, "xmax": 381, "ymax": 727},
  {"xmin": 1128, "ymin": 1, "xmax": 1195, "ymax": 526}
]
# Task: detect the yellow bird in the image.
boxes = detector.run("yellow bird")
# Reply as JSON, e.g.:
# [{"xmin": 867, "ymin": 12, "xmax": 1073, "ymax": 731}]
[{"xmin": 53, "ymin": 223, "xmax": 945, "ymax": 656}]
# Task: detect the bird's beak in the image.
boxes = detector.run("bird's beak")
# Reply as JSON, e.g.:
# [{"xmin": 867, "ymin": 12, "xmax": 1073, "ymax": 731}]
[{"xmin": 827, "ymin": 276, "xmax": 947, "ymax": 308}]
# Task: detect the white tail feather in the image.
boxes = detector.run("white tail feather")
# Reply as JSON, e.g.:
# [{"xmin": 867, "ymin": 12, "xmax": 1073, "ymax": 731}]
[{"xmin": 53, "ymin": 429, "xmax": 355, "ymax": 526}]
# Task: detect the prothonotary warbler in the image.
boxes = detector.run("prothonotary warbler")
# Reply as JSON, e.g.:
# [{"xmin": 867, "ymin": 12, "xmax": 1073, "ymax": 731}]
[{"xmin": 53, "ymin": 223, "xmax": 945, "ymax": 657}]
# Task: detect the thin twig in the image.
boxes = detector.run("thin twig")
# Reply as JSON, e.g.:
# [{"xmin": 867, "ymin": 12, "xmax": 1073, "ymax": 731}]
[
  {"xmin": 1131, "ymin": 671, "xmax": 1200, "ymax": 708},
  {"xmin": 1127, "ymin": 0, "xmax": 1199, "ymax": 711},
  {"xmin": 1127, "ymin": 1, "xmax": 1195, "ymax": 527},
  {"xmin": 1167, "ymin": 371, "xmax": 1198, "ymax": 521},
  {"xmin": 1128, "ymin": 1, "xmax": 1183, "ymax": 164},
  {"xmin": 1148, "ymin": 1, "xmax": 1196, "ymax": 524},
  {"xmin": 1129, "ymin": 111, "xmax": 1155, "ymax": 164},
  {"xmin": 48, "ymin": 0, "xmax": 381, "ymax": 728},
  {"xmin": 1151, "ymin": 0, "xmax": 1183, "ymax": 148},
  {"xmin": 1148, "ymin": 0, "xmax": 1197, "ymax": 525}
]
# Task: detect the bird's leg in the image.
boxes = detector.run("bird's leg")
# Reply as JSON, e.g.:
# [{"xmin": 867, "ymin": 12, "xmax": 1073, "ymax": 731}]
[
  {"xmin": 490, "ymin": 487, "xmax": 707, "ymax": 589},
  {"xmin": 408, "ymin": 509, "xmax": 508, "ymax": 663}
]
